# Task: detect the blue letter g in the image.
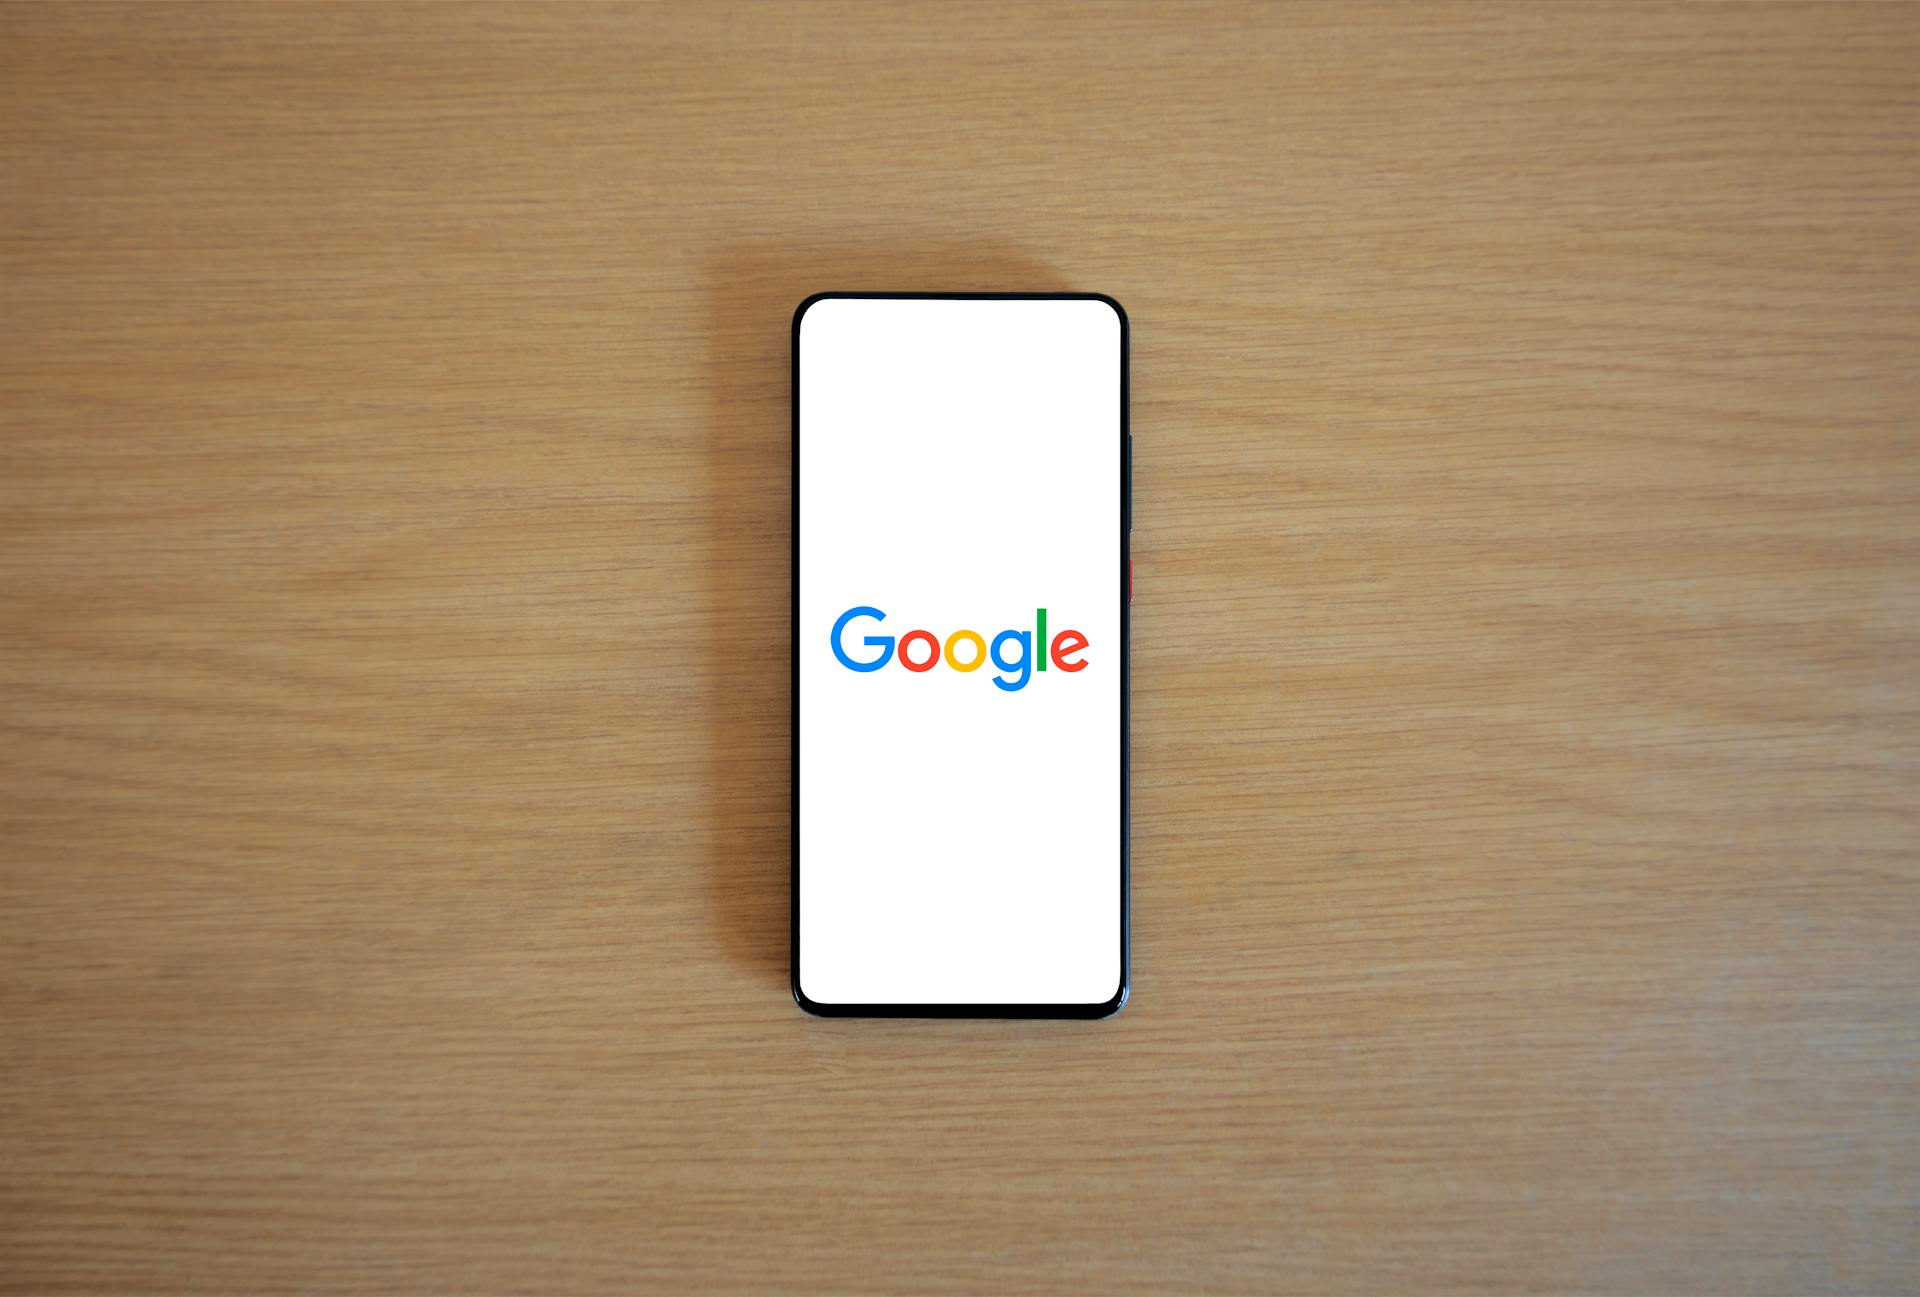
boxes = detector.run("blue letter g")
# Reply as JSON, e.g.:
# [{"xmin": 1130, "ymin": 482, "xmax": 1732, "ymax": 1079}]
[{"xmin": 831, "ymin": 606, "xmax": 894, "ymax": 671}]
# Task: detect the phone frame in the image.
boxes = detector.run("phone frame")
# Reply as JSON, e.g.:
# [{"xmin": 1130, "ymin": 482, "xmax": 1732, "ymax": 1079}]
[{"xmin": 790, "ymin": 291, "xmax": 1130, "ymax": 1019}]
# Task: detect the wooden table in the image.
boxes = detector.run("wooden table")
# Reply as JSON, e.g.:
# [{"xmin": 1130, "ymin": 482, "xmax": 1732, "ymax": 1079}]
[{"xmin": 3, "ymin": 4, "xmax": 1915, "ymax": 1292}]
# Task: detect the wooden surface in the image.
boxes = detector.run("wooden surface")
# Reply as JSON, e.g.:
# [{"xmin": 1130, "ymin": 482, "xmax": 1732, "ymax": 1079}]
[{"xmin": 2, "ymin": 4, "xmax": 1917, "ymax": 1293}]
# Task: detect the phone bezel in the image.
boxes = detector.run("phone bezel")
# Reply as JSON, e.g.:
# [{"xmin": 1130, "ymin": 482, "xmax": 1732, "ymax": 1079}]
[{"xmin": 790, "ymin": 291, "xmax": 1130, "ymax": 1019}]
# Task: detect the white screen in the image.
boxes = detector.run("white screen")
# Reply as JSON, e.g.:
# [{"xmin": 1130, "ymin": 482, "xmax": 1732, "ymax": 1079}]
[{"xmin": 797, "ymin": 296, "xmax": 1124, "ymax": 1008}]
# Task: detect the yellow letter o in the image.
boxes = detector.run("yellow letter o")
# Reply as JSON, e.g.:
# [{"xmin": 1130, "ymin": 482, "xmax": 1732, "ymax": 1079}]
[{"xmin": 944, "ymin": 629, "xmax": 986, "ymax": 672}]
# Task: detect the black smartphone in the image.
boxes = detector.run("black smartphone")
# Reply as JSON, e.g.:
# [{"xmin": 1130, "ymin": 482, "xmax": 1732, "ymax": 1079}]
[{"xmin": 792, "ymin": 292, "xmax": 1129, "ymax": 1017}]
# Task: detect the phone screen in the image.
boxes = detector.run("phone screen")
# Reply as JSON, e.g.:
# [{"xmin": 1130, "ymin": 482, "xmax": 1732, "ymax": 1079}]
[{"xmin": 793, "ymin": 294, "xmax": 1127, "ymax": 1015}]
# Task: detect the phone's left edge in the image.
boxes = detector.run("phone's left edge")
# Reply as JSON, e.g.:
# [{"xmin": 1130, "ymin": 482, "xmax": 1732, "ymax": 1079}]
[{"xmin": 791, "ymin": 293, "xmax": 830, "ymax": 1017}]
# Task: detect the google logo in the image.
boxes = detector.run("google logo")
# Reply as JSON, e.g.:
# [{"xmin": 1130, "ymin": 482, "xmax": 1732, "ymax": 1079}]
[{"xmin": 831, "ymin": 606, "xmax": 1089, "ymax": 694}]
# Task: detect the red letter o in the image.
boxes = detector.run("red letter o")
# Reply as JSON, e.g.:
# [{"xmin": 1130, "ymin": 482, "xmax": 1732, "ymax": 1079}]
[{"xmin": 898, "ymin": 630, "xmax": 940, "ymax": 672}]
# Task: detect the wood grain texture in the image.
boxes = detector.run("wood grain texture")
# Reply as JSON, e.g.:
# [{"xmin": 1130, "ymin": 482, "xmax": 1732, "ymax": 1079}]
[{"xmin": 2, "ymin": 3, "xmax": 1916, "ymax": 1292}]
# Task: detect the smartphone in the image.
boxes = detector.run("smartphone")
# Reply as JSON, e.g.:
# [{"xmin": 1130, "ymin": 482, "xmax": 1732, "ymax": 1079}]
[{"xmin": 792, "ymin": 292, "xmax": 1129, "ymax": 1017}]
